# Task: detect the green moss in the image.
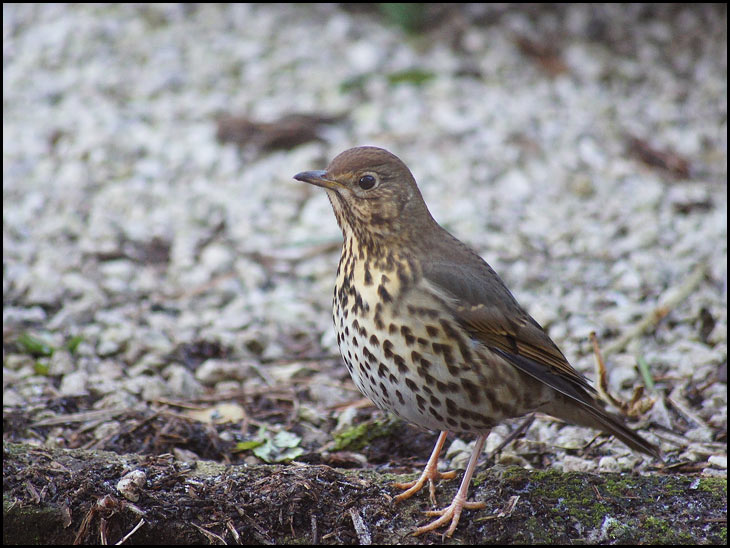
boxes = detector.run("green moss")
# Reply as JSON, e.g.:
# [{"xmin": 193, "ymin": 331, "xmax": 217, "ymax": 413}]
[
  {"xmin": 17, "ymin": 333, "xmax": 54, "ymax": 357},
  {"xmin": 602, "ymin": 517, "xmax": 633, "ymax": 542},
  {"xmin": 640, "ymin": 515, "xmax": 682, "ymax": 544},
  {"xmin": 386, "ymin": 68, "xmax": 435, "ymax": 87},
  {"xmin": 696, "ymin": 476, "xmax": 727, "ymax": 495},
  {"xmin": 332, "ymin": 416, "xmax": 399, "ymax": 451}
]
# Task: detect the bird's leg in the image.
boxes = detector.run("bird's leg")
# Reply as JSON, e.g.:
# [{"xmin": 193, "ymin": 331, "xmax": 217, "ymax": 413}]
[
  {"xmin": 413, "ymin": 433, "xmax": 488, "ymax": 538},
  {"xmin": 393, "ymin": 431, "xmax": 457, "ymax": 506}
]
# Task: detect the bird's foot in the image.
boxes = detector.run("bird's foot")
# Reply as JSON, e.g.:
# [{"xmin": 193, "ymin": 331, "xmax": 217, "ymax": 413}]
[
  {"xmin": 393, "ymin": 431, "xmax": 454, "ymax": 506},
  {"xmin": 393, "ymin": 468, "xmax": 458, "ymax": 506},
  {"xmin": 413, "ymin": 494, "xmax": 486, "ymax": 537}
]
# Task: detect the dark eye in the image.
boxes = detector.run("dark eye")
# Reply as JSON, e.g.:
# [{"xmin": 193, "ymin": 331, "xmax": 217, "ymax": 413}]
[{"xmin": 358, "ymin": 174, "xmax": 376, "ymax": 190}]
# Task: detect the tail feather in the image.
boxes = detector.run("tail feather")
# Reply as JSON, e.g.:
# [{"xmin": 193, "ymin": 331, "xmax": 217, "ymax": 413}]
[{"xmin": 544, "ymin": 397, "xmax": 662, "ymax": 460}]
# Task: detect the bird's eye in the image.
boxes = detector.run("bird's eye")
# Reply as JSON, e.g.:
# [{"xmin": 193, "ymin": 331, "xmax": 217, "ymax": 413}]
[{"xmin": 358, "ymin": 174, "xmax": 377, "ymax": 190}]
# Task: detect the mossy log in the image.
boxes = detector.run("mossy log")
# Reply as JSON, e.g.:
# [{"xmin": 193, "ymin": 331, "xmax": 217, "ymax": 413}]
[{"xmin": 3, "ymin": 442, "xmax": 726, "ymax": 545}]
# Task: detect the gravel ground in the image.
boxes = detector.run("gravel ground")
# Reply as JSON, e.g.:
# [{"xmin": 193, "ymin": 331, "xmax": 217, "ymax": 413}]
[{"xmin": 3, "ymin": 4, "xmax": 726, "ymax": 477}]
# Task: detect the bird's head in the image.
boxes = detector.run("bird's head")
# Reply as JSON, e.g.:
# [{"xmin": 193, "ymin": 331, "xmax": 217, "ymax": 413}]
[{"xmin": 294, "ymin": 146, "xmax": 434, "ymax": 244}]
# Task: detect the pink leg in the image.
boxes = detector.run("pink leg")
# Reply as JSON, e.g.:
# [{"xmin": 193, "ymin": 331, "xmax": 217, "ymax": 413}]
[
  {"xmin": 393, "ymin": 431, "xmax": 457, "ymax": 506},
  {"xmin": 413, "ymin": 433, "xmax": 488, "ymax": 537}
]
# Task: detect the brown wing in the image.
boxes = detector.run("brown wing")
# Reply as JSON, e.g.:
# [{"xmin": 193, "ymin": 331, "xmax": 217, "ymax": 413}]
[{"xmin": 421, "ymin": 256, "xmax": 597, "ymax": 404}]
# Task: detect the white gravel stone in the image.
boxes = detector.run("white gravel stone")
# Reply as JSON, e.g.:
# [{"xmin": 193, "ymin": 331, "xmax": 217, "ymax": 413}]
[
  {"xmin": 163, "ymin": 365, "xmax": 204, "ymax": 399},
  {"xmin": 561, "ymin": 455, "xmax": 597, "ymax": 473},
  {"xmin": 195, "ymin": 359, "xmax": 249, "ymax": 385},
  {"xmin": 59, "ymin": 370, "xmax": 89, "ymax": 396}
]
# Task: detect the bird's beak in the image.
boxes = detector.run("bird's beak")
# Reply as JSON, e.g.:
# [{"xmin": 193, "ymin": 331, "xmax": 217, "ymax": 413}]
[{"xmin": 293, "ymin": 170, "xmax": 343, "ymax": 191}]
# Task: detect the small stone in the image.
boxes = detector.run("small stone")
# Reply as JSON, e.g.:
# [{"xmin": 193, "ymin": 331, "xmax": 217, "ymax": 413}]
[{"xmin": 116, "ymin": 470, "xmax": 147, "ymax": 502}]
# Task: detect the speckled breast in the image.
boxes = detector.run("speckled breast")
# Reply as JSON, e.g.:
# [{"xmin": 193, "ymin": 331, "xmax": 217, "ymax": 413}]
[{"xmin": 331, "ymin": 241, "xmax": 533, "ymax": 435}]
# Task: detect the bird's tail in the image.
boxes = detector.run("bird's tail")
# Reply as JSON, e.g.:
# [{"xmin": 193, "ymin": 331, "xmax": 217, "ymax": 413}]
[{"xmin": 543, "ymin": 396, "xmax": 662, "ymax": 460}]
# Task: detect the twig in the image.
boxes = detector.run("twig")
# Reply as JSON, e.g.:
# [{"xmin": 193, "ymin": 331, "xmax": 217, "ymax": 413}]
[
  {"xmin": 666, "ymin": 385, "xmax": 711, "ymax": 431},
  {"xmin": 191, "ymin": 522, "xmax": 227, "ymax": 544},
  {"xmin": 311, "ymin": 515, "xmax": 318, "ymax": 545},
  {"xmin": 115, "ymin": 518, "xmax": 145, "ymax": 545},
  {"xmin": 591, "ymin": 332, "xmax": 655, "ymax": 417},
  {"xmin": 487, "ymin": 414, "xmax": 536, "ymax": 458},
  {"xmin": 591, "ymin": 332, "xmax": 628, "ymax": 410},
  {"xmin": 349, "ymin": 508, "xmax": 372, "ymax": 545},
  {"xmin": 497, "ymin": 495, "xmax": 520, "ymax": 518},
  {"xmin": 225, "ymin": 520, "xmax": 241, "ymax": 545},
  {"xmin": 31, "ymin": 409, "xmax": 126, "ymax": 427},
  {"xmin": 602, "ymin": 263, "xmax": 707, "ymax": 357}
]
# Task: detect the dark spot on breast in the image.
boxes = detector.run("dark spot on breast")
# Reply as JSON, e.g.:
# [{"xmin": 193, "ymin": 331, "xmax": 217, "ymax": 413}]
[
  {"xmin": 440, "ymin": 319, "xmax": 473, "ymax": 362},
  {"xmin": 428, "ymin": 407, "xmax": 444, "ymax": 422},
  {"xmin": 377, "ymin": 284, "xmax": 392, "ymax": 304},
  {"xmin": 397, "ymin": 263, "xmax": 410, "ymax": 286},
  {"xmin": 400, "ymin": 325, "xmax": 415, "ymax": 346},
  {"xmin": 374, "ymin": 313, "xmax": 384, "ymax": 330},
  {"xmin": 383, "ymin": 339, "xmax": 394, "ymax": 359},
  {"xmin": 405, "ymin": 377, "xmax": 419, "ymax": 392},
  {"xmin": 420, "ymin": 307, "xmax": 440, "ymax": 319},
  {"xmin": 460, "ymin": 378, "xmax": 481, "ymax": 404},
  {"xmin": 445, "ymin": 398, "xmax": 457, "ymax": 414},
  {"xmin": 374, "ymin": 303, "xmax": 385, "ymax": 329},
  {"xmin": 432, "ymin": 342, "xmax": 452, "ymax": 356},
  {"xmin": 426, "ymin": 325, "xmax": 439, "ymax": 338},
  {"xmin": 457, "ymin": 339, "xmax": 473, "ymax": 363},
  {"xmin": 362, "ymin": 347, "xmax": 377, "ymax": 363}
]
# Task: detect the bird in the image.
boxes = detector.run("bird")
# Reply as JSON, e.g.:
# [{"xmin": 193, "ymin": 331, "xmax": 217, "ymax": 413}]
[{"xmin": 293, "ymin": 146, "xmax": 660, "ymax": 537}]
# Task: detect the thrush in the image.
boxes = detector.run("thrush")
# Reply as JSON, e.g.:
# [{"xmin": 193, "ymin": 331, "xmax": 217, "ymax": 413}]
[{"xmin": 294, "ymin": 146, "xmax": 660, "ymax": 537}]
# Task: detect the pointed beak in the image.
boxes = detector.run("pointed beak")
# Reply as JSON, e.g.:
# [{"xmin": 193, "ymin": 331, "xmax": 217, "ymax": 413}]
[{"xmin": 293, "ymin": 170, "xmax": 343, "ymax": 191}]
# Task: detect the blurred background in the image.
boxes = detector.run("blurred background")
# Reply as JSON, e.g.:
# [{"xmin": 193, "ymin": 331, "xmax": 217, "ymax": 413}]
[{"xmin": 3, "ymin": 4, "xmax": 726, "ymax": 475}]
